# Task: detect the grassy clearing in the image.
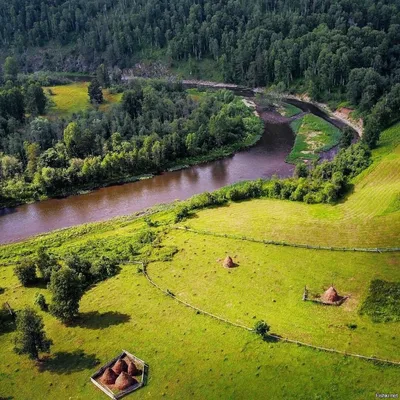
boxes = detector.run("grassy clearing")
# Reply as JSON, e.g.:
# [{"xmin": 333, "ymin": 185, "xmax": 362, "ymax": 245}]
[
  {"xmin": 279, "ymin": 102, "xmax": 302, "ymax": 117},
  {"xmin": 287, "ymin": 114, "xmax": 342, "ymax": 163},
  {"xmin": 0, "ymin": 125, "xmax": 399, "ymax": 399},
  {"xmin": 45, "ymin": 82, "xmax": 122, "ymax": 118}
]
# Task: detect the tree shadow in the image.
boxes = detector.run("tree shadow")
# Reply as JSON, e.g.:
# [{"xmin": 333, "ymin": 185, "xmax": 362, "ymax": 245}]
[
  {"xmin": 264, "ymin": 333, "xmax": 282, "ymax": 343},
  {"xmin": 72, "ymin": 311, "xmax": 131, "ymax": 329},
  {"xmin": 335, "ymin": 183, "xmax": 355, "ymax": 205},
  {"xmin": 0, "ymin": 311, "xmax": 16, "ymax": 336},
  {"xmin": 0, "ymin": 397, "xmax": 14, "ymax": 400},
  {"xmin": 38, "ymin": 350, "xmax": 100, "ymax": 375},
  {"xmin": 26, "ymin": 279, "xmax": 48, "ymax": 289}
]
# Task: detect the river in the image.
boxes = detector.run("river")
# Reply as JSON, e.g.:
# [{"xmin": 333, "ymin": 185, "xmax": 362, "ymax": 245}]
[{"xmin": 0, "ymin": 93, "xmax": 349, "ymax": 245}]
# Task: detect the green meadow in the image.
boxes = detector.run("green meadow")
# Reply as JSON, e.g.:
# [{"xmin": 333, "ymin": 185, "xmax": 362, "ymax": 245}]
[
  {"xmin": 46, "ymin": 82, "xmax": 122, "ymax": 118},
  {"xmin": 0, "ymin": 125, "xmax": 399, "ymax": 399},
  {"xmin": 287, "ymin": 114, "xmax": 342, "ymax": 163}
]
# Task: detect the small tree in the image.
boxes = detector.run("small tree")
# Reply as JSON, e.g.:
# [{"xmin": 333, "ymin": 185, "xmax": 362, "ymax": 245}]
[
  {"xmin": 37, "ymin": 247, "xmax": 60, "ymax": 282},
  {"xmin": 4, "ymin": 56, "xmax": 18, "ymax": 81},
  {"xmin": 294, "ymin": 162, "xmax": 308, "ymax": 178},
  {"xmin": 25, "ymin": 84, "xmax": 47, "ymax": 115},
  {"xmin": 14, "ymin": 261, "xmax": 37, "ymax": 286},
  {"xmin": 49, "ymin": 268, "xmax": 83, "ymax": 324},
  {"xmin": 34, "ymin": 293, "xmax": 48, "ymax": 311},
  {"xmin": 96, "ymin": 63, "xmax": 110, "ymax": 88},
  {"xmin": 339, "ymin": 126, "xmax": 354, "ymax": 149},
  {"xmin": 65, "ymin": 254, "xmax": 92, "ymax": 283},
  {"xmin": 14, "ymin": 308, "xmax": 52, "ymax": 360},
  {"xmin": 88, "ymin": 79, "xmax": 103, "ymax": 104},
  {"xmin": 254, "ymin": 320, "xmax": 270, "ymax": 340},
  {"xmin": 90, "ymin": 257, "xmax": 120, "ymax": 282}
]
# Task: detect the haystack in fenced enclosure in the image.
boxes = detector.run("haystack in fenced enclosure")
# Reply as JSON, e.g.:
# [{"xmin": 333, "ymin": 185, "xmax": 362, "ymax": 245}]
[
  {"xmin": 127, "ymin": 360, "xmax": 139, "ymax": 376},
  {"xmin": 115, "ymin": 371, "xmax": 137, "ymax": 390},
  {"xmin": 112, "ymin": 358, "xmax": 128, "ymax": 375},
  {"xmin": 100, "ymin": 368, "xmax": 118, "ymax": 385}
]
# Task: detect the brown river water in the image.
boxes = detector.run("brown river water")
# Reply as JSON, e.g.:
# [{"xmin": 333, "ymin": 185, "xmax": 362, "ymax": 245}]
[{"xmin": 0, "ymin": 95, "xmax": 349, "ymax": 245}]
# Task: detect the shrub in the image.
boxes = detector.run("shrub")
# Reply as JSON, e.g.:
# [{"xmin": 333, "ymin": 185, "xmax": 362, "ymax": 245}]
[
  {"xmin": 36, "ymin": 247, "xmax": 60, "ymax": 282},
  {"xmin": 175, "ymin": 206, "xmax": 190, "ymax": 222},
  {"xmin": 254, "ymin": 320, "xmax": 270, "ymax": 340},
  {"xmin": 14, "ymin": 261, "xmax": 37, "ymax": 286},
  {"xmin": 34, "ymin": 293, "xmax": 48, "ymax": 311},
  {"xmin": 137, "ymin": 229, "xmax": 156, "ymax": 244},
  {"xmin": 90, "ymin": 257, "xmax": 120, "ymax": 282}
]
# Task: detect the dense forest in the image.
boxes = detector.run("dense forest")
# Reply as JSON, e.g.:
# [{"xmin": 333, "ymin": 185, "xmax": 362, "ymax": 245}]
[
  {"xmin": 0, "ymin": 78, "xmax": 262, "ymax": 207},
  {"xmin": 0, "ymin": 0, "xmax": 400, "ymax": 144},
  {"xmin": 0, "ymin": 0, "xmax": 400, "ymax": 206}
]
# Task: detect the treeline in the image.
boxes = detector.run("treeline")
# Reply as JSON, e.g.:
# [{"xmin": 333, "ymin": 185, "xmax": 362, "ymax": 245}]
[
  {"xmin": 0, "ymin": 81, "xmax": 263, "ymax": 207},
  {"xmin": 175, "ymin": 142, "xmax": 371, "ymax": 221},
  {"xmin": 1, "ymin": 1, "xmax": 399, "ymax": 145}
]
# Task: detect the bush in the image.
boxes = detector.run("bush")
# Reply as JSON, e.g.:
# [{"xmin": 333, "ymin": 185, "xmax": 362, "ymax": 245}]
[
  {"xmin": 137, "ymin": 229, "xmax": 156, "ymax": 244},
  {"xmin": 90, "ymin": 257, "xmax": 120, "ymax": 282},
  {"xmin": 14, "ymin": 261, "xmax": 36, "ymax": 286},
  {"xmin": 175, "ymin": 206, "xmax": 190, "ymax": 222},
  {"xmin": 254, "ymin": 320, "xmax": 270, "ymax": 340},
  {"xmin": 34, "ymin": 293, "xmax": 48, "ymax": 311},
  {"xmin": 37, "ymin": 247, "xmax": 60, "ymax": 282}
]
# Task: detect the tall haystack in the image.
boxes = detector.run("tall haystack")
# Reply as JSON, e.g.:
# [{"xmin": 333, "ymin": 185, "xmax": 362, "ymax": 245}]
[
  {"xmin": 223, "ymin": 256, "xmax": 234, "ymax": 268},
  {"xmin": 127, "ymin": 360, "xmax": 139, "ymax": 376},
  {"xmin": 321, "ymin": 286, "xmax": 341, "ymax": 303},
  {"xmin": 115, "ymin": 371, "xmax": 137, "ymax": 390},
  {"xmin": 112, "ymin": 358, "xmax": 128, "ymax": 375},
  {"xmin": 101, "ymin": 367, "xmax": 118, "ymax": 385}
]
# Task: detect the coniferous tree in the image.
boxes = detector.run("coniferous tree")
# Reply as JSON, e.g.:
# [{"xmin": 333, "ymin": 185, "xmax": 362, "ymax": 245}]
[{"xmin": 88, "ymin": 79, "xmax": 103, "ymax": 104}]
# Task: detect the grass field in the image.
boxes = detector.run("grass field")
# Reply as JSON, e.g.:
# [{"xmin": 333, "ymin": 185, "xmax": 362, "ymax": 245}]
[
  {"xmin": 0, "ymin": 124, "xmax": 399, "ymax": 399},
  {"xmin": 279, "ymin": 102, "xmax": 302, "ymax": 117},
  {"xmin": 287, "ymin": 114, "xmax": 342, "ymax": 163},
  {"xmin": 46, "ymin": 82, "xmax": 122, "ymax": 118}
]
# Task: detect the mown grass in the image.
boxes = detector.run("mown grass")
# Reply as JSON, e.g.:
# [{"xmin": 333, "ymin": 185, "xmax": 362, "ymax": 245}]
[
  {"xmin": 1, "ymin": 262, "xmax": 398, "ymax": 400},
  {"xmin": 287, "ymin": 114, "xmax": 342, "ymax": 163},
  {"xmin": 181, "ymin": 123, "xmax": 400, "ymax": 248},
  {"xmin": 45, "ymin": 82, "xmax": 122, "ymax": 118},
  {"xmin": 0, "ymin": 124, "xmax": 399, "ymax": 399}
]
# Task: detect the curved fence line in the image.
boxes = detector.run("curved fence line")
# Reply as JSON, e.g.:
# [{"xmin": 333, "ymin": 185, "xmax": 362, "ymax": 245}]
[
  {"xmin": 140, "ymin": 261, "xmax": 400, "ymax": 366},
  {"xmin": 174, "ymin": 227, "xmax": 400, "ymax": 253}
]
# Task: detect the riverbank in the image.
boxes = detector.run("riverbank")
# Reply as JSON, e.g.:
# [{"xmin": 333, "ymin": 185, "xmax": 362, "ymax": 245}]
[
  {"xmin": 286, "ymin": 94, "xmax": 363, "ymax": 137},
  {"xmin": 0, "ymin": 129, "xmax": 262, "ymax": 210}
]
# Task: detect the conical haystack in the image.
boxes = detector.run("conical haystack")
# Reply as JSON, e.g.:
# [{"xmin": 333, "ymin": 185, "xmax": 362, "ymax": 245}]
[
  {"xmin": 101, "ymin": 367, "xmax": 118, "ymax": 385},
  {"xmin": 112, "ymin": 358, "xmax": 128, "ymax": 375},
  {"xmin": 115, "ymin": 371, "xmax": 137, "ymax": 390},
  {"xmin": 321, "ymin": 286, "xmax": 341, "ymax": 303},
  {"xmin": 223, "ymin": 256, "xmax": 234, "ymax": 268},
  {"xmin": 127, "ymin": 360, "xmax": 139, "ymax": 376}
]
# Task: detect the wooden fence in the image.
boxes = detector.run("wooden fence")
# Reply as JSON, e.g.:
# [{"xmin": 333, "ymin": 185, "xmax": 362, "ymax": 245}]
[
  {"xmin": 137, "ymin": 261, "xmax": 400, "ymax": 367},
  {"xmin": 174, "ymin": 226, "xmax": 400, "ymax": 253}
]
